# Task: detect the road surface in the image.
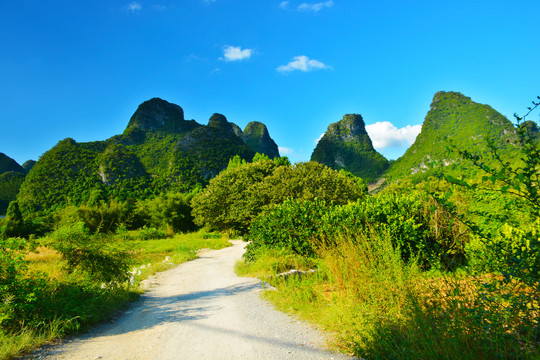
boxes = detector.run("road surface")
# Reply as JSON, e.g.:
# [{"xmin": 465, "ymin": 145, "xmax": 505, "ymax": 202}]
[{"xmin": 30, "ymin": 240, "xmax": 353, "ymax": 360}]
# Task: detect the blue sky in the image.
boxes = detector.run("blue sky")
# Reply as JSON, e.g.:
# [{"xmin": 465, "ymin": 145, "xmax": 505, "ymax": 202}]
[{"xmin": 1, "ymin": 0, "xmax": 539, "ymax": 165}]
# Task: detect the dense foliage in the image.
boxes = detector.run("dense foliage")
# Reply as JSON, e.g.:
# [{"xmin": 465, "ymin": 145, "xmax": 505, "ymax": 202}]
[
  {"xmin": 191, "ymin": 160, "xmax": 367, "ymax": 235},
  {"xmin": 239, "ymin": 98, "xmax": 540, "ymax": 359},
  {"xmin": 245, "ymin": 190, "xmax": 467, "ymax": 270}
]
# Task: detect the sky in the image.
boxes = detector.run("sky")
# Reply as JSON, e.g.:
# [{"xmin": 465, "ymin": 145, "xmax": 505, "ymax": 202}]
[{"xmin": 1, "ymin": 0, "xmax": 539, "ymax": 165}]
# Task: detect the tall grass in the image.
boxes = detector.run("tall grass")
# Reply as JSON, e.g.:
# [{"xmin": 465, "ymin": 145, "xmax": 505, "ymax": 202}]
[{"xmin": 249, "ymin": 227, "xmax": 539, "ymax": 359}]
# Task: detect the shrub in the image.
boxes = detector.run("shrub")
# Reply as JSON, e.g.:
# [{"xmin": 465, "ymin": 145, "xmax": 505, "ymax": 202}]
[
  {"xmin": 1, "ymin": 201, "xmax": 29, "ymax": 238},
  {"xmin": 136, "ymin": 191, "xmax": 198, "ymax": 233},
  {"xmin": 132, "ymin": 226, "xmax": 168, "ymax": 240},
  {"xmin": 50, "ymin": 223, "xmax": 131, "ymax": 284},
  {"xmin": 245, "ymin": 192, "xmax": 467, "ymax": 270},
  {"xmin": 0, "ymin": 237, "xmax": 32, "ymax": 330},
  {"xmin": 244, "ymin": 198, "xmax": 329, "ymax": 260}
]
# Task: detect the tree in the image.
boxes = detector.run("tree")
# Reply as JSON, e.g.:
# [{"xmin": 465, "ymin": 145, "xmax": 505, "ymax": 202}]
[
  {"xmin": 191, "ymin": 159, "xmax": 367, "ymax": 235},
  {"xmin": 191, "ymin": 159, "xmax": 279, "ymax": 233},
  {"xmin": 1, "ymin": 201, "xmax": 27, "ymax": 238}
]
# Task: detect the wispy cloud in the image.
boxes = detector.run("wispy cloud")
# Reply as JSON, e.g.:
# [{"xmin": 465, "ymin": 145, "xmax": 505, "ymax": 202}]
[
  {"xmin": 220, "ymin": 46, "xmax": 253, "ymax": 62},
  {"xmin": 185, "ymin": 54, "xmax": 207, "ymax": 62},
  {"xmin": 152, "ymin": 4, "xmax": 166, "ymax": 10},
  {"xmin": 126, "ymin": 2, "xmax": 142, "ymax": 12},
  {"xmin": 365, "ymin": 122, "xmax": 422, "ymax": 150},
  {"xmin": 203, "ymin": 0, "xmax": 217, "ymax": 4},
  {"xmin": 277, "ymin": 55, "xmax": 331, "ymax": 73},
  {"xmin": 278, "ymin": 147, "xmax": 295, "ymax": 156},
  {"xmin": 279, "ymin": 1, "xmax": 289, "ymax": 9},
  {"xmin": 314, "ymin": 133, "xmax": 325, "ymax": 144},
  {"xmin": 297, "ymin": 0, "xmax": 334, "ymax": 12}
]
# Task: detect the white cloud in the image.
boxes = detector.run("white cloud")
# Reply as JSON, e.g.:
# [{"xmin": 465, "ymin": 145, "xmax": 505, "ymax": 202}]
[
  {"xmin": 277, "ymin": 55, "xmax": 331, "ymax": 73},
  {"xmin": 220, "ymin": 46, "xmax": 253, "ymax": 62},
  {"xmin": 126, "ymin": 2, "xmax": 142, "ymax": 12},
  {"xmin": 279, "ymin": 1, "xmax": 289, "ymax": 9},
  {"xmin": 279, "ymin": 147, "xmax": 295, "ymax": 156},
  {"xmin": 365, "ymin": 122, "xmax": 422, "ymax": 150},
  {"xmin": 298, "ymin": 0, "xmax": 334, "ymax": 12},
  {"xmin": 203, "ymin": 0, "xmax": 216, "ymax": 4},
  {"xmin": 314, "ymin": 133, "xmax": 324, "ymax": 144}
]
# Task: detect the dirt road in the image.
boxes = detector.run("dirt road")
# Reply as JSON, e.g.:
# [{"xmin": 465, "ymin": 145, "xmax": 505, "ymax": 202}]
[{"xmin": 32, "ymin": 240, "xmax": 353, "ymax": 360}]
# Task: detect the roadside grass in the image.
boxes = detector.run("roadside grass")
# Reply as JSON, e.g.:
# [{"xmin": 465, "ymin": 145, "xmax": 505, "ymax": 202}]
[
  {"xmin": 1, "ymin": 230, "xmax": 230, "ymax": 360},
  {"xmin": 235, "ymin": 247, "xmax": 318, "ymax": 279},
  {"xmin": 239, "ymin": 231, "xmax": 539, "ymax": 360}
]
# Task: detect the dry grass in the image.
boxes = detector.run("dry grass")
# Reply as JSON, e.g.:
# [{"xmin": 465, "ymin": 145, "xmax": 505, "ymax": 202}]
[{"xmin": 26, "ymin": 246, "xmax": 66, "ymax": 280}]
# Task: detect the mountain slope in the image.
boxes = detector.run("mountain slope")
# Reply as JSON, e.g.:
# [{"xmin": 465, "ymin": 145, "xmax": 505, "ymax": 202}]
[
  {"xmin": 0, "ymin": 171, "xmax": 26, "ymax": 214},
  {"xmin": 0, "ymin": 153, "xmax": 25, "ymax": 174},
  {"xmin": 385, "ymin": 91, "xmax": 516, "ymax": 181},
  {"xmin": 311, "ymin": 114, "xmax": 389, "ymax": 180},
  {"xmin": 17, "ymin": 99, "xmax": 264, "ymax": 215}
]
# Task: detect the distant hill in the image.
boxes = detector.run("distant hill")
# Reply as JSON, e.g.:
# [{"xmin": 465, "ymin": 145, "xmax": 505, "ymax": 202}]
[
  {"xmin": 22, "ymin": 160, "xmax": 36, "ymax": 173},
  {"xmin": 232, "ymin": 121, "xmax": 280, "ymax": 159},
  {"xmin": 0, "ymin": 171, "xmax": 26, "ymax": 214},
  {"xmin": 385, "ymin": 91, "xmax": 516, "ymax": 181},
  {"xmin": 0, "ymin": 153, "xmax": 26, "ymax": 214},
  {"xmin": 0, "ymin": 153, "xmax": 25, "ymax": 174},
  {"xmin": 125, "ymin": 97, "xmax": 201, "ymax": 133},
  {"xmin": 17, "ymin": 98, "xmax": 280, "ymax": 215},
  {"xmin": 311, "ymin": 114, "xmax": 389, "ymax": 180}
]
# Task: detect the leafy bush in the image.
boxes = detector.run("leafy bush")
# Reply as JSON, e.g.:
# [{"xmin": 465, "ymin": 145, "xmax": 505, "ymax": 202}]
[
  {"xmin": 0, "ymin": 237, "xmax": 35, "ymax": 330},
  {"xmin": 192, "ymin": 160, "xmax": 366, "ymax": 235},
  {"xmin": 191, "ymin": 158, "xmax": 279, "ymax": 233},
  {"xmin": 0, "ymin": 201, "xmax": 33, "ymax": 239},
  {"xmin": 245, "ymin": 191, "xmax": 467, "ymax": 270},
  {"xmin": 136, "ymin": 191, "xmax": 198, "ymax": 233},
  {"xmin": 53, "ymin": 199, "xmax": 135, "ymax": 234},
  {"xmin": 244, "ymin": 198, "xmax": 329, "ymax": 260},
  {"xmin": 132, "ymin": 226, "xmax": 168, "ymax": 240},
  {"xmin": 50, "ymin": 223, "xmax": 131, "ymax": 284}
]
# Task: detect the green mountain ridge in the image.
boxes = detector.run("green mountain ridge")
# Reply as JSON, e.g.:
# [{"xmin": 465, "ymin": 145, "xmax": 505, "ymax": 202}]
[
  {"xmin": 311, "ymin": 114, "xmax": 389, "ymax": 180},
  {"xmin": 15, "ymin": 98, "xmax": 280, "ymax": 215},
  {"xmin": 2, "ymin": 92, "xmax": 530, "ymax": 215},
  {"xmin": 385, "ymin": 91, "xmax": 517, "ymax": 181},
  {"xmin": 235, "ymin": 121, "xmax": 280, "ymax": 159},
  {"xmin": 0, "ymin": 153, "xmax": 25, "ymax": 174}
]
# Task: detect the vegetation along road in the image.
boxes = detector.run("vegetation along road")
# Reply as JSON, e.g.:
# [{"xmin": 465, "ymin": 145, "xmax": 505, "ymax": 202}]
[{"xmin": 30, "ymin": 240, "xmax": 353, "ymax": 360}]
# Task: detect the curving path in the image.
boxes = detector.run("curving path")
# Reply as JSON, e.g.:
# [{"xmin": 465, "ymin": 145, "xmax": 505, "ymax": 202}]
[{"xmin": 31, "ymin": 240, "xmax": 354, "ymax": 360}]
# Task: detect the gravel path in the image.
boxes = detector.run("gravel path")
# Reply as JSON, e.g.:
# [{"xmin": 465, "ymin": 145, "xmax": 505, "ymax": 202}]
[{"xmin": 31, "ymin": 240, "xmax": 354, "ymax": 360}]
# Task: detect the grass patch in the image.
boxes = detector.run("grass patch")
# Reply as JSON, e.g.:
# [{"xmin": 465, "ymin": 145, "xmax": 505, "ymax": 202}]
[{"xmin": 235, "ymin": 246, "xmax": 318, "ymax": 279}]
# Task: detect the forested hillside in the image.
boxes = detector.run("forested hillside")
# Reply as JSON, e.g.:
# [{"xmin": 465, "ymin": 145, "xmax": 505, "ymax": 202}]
[
  {"xmin": 385, "ymin": 91, "xmax": 517, "ymax": 181},
  {"xmin": 15, "ymin": 98, "xmax": 280, "ymax": 216},
  {"xmin": 311, "ymin": 114, "xmax": 389, "ymax": 180}
]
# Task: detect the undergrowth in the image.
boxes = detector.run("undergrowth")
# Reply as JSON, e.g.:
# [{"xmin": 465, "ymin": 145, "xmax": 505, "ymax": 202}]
[{"xmin": 242, "ymin": 227, "xmax": 539, "ymax": 359}]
